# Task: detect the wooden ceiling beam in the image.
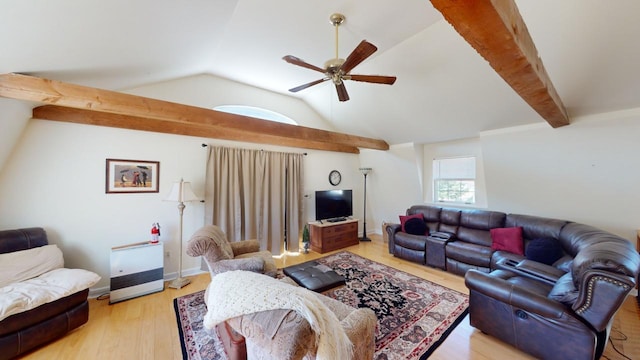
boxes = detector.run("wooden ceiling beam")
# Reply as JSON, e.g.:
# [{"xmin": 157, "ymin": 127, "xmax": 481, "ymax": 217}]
[
  {"xmin": 0, "ymin": 73, "xmax": 389, "ymax": 152},
  {"xmin": 32, "ymin": 105, "xmax": 361, "ymax": 154},
  {"xmin": 431, "ymin": 0, "xmax": 570, "ymax": 128}
]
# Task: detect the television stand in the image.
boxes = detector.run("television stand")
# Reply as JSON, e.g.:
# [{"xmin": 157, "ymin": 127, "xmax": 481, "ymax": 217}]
[{"xmin": 309, "ymin": 219, "xmax": 358, "ymax": 253}]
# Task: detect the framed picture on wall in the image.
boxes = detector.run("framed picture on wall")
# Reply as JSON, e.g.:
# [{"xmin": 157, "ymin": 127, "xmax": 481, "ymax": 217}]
[{"xmin": 105, "ymin": 159, "xmax": 160, "ymax": 194}]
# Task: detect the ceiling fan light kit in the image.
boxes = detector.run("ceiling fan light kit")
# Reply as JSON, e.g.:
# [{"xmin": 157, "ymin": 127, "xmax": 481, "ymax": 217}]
[{"xmin": 283, "ymin": 13, "xmax": 396, "ymax": 102}]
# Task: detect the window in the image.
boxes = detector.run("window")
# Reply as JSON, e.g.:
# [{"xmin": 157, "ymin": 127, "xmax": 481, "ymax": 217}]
[
  {"xmin": 433, "ymin": 157, "xmax": 476, "ymax": 204},
  {"xmin": 214, "ymin": 105, "xmax": 297, "ymax": 125}
]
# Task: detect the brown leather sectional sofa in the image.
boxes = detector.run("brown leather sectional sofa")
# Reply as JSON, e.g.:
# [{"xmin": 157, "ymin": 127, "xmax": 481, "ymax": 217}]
[
  {"xmin": 387, "ymin": 205, "xmax": 640, "ymax": 360},
  {"xmin": 0, "ymin": 228, "xmax": 92, "ymax": 360}
]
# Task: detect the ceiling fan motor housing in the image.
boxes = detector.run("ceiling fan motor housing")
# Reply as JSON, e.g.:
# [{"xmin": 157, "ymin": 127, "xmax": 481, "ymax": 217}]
[{"xmin": 324, "ymin": 58, "xmax": 345, "ymax": 73}]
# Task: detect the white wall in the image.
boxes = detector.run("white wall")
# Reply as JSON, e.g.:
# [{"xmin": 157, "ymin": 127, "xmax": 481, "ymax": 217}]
[
  {"xmin": 480, "ymin": 108, "xmax": 640, "ymax": 240},
  {"xmin": 362, "ymin": 108, "xmax": 640, "ymax": 244},
  {"xmin": 0, "ymin": 75, "xmax": 358, "ymax": 294},
  {"xmin": 0, "ymin": 98, "xmax": 32, "ymax": 174},
  {"xmin": 359, "ymin": 145, "xmax": 424, "ymax": 234}
]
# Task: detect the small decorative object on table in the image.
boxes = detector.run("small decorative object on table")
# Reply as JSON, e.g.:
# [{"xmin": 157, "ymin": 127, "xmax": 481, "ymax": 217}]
[{"xmin": 302, "ymin": 224, "xmax": 310, "ymax": 254}]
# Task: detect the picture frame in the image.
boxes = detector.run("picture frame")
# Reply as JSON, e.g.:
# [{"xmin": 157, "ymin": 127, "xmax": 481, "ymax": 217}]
[{"xmin": 105, "ymin": 159, "xmax": 160, "ymax": 194}]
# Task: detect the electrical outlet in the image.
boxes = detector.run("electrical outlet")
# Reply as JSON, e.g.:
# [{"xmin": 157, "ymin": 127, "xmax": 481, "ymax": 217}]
[{"xmin": 165, "ymin": 251, "xmax": 170, "ymax": 258}]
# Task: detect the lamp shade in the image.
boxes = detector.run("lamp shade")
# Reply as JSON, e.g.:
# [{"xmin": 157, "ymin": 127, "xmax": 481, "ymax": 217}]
[
  {"xmin": 359, "ymin": 167, "xmax": 372, "ymax": 175},
  {"xmin": 165, "ymin": 179, "xmax": 199, "ymax": 202}
]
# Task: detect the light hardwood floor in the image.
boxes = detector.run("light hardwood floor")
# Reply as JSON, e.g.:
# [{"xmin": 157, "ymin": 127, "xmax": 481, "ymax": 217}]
[{"xmin": 21, "ymin": 235, "xmax": 639, "ymax": 360}]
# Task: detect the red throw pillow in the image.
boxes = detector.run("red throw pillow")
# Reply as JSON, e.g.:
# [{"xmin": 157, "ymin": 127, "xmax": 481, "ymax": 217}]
[
  {"xmin": 399, "ymin": 213, "xmax": 424, "ymax": 233},
  {"xmin": 490, "ymin": 227, "xmax": 524, "ymax": 255}
]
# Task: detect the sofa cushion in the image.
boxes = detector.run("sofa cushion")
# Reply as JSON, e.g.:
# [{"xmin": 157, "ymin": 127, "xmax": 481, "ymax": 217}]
[
  {"xmin": 0, "ymin": 244, "xmax": 64, "ymax": 288},
  {"xmin": 525, "ymin": 238, "xmax": 564, "ymax": 265},
  {"xmin": 460, "ymin": 210, "xmax": 506, "ymax": 230},
  {"xmin": 457, "ymin": 227, "xmax": 493, "ymax": 247},
  {"xmin": 394, "ymin": 232, "xmax": 427, "ymax": 251},
  {"xmin": 446, "ymin": 241, "xmax": 493, "ymax": 268},
  {"xmin": 548, "ymin": 272, "xmax": 578, "ymax": 305},
  {"xmin": 439, "ymin": 208, "xmax": 461, "ymax": 234},
  {"xmin": 490, "ymin": 227, "xmax": 524, "ymax": 255},
  {"xmin": 407, "ymin": 205, "xmax": 441, "ymax": 222},
  {"xmin": 505, "ymin": 214, "xmax": 568, "ymax": 241},
  {"xmin": 399, "ymin": 213, "xmax": 424, "ymax": 233},
  {"xmin": 553, "ymin": 255, "xmax": 573, "ymax": 273},
  {"xmin": 404, "ymin": 217, "xmax": 428, "ymax": 235}
]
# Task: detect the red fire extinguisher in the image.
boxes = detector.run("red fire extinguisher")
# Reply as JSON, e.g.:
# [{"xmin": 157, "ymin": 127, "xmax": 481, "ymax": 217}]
[{"xmin": 151, "ymin": 223, "xmax": 160, "ymax": 243}]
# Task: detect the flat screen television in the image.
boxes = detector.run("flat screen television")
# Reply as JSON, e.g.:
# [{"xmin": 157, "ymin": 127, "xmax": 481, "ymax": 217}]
[{"xmin": 315, "ymin": 189, "xmax": 353, "ymax": 221}]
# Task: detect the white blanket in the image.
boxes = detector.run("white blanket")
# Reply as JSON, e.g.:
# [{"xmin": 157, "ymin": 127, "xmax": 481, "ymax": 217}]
[
  {"xmin": 0, "ymin": 268, "xmax": 101, "ymax": 321},
  {"xmin": 204, "ymin": 270, "xmax": 353, "ymax": 360}
]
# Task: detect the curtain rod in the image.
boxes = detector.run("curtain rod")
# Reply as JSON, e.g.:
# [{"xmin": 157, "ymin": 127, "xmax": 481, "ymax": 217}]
[{"xmin": 201, "ymin": 143, "xmax": 307, "ymax": 155}]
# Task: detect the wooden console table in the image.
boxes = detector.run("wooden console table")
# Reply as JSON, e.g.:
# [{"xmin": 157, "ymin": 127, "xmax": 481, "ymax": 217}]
[{"xmin": 309, "ymin": 219, "xmax": 359, "ymax": 253}]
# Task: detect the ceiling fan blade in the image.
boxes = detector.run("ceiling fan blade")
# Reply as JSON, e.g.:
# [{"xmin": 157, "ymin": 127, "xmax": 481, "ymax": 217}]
[
  {"xmin": 335, "ymin": 82, "xmax": 349, "ymax": 102},
  {"xmin": 288, "ymin": 78, "xmax": 330, "ymax": 93},
  {"xmin": 282, "ymin": 55, "xmax": 326, "ymax": 73},
  {"xmin": 349, "ymin": 74, "xmax": 397, "ymax": 85},
  {"xmin": 340, "ymin": 40, "xmax": 378, "ymax": 74}
]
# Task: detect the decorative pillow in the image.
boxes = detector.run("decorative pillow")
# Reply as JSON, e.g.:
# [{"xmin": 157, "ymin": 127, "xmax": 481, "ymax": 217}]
[
  {"xmin": 490, "ymin": 227, "xmax": 524, "ymax": 255},
  {"xmin": 525, "ymin": 237, "xmax": 564, "ymax": 265},
  {"xmin": 399, "ymin": 213, "xmax": 424, "ymax": 233},
  {"xmin": 0, "ymin": 244, "xmax": 64, "ymax": 288},
  {"xmin": 548, "ymin": 272, "xmax": 579, "ymax": 305},
  {"xmin": 553, "ymin": 255, "xmax": 573, "ymax": 273},
  {"xmin": 404, "ymin": 217, "xmax": 428, "ymax": 235}
]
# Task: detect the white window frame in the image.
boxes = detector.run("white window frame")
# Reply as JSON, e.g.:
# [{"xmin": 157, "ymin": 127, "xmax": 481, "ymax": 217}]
[{"xmin": 432, "ymin": 156, "xmax": 476, "ymax": 205}]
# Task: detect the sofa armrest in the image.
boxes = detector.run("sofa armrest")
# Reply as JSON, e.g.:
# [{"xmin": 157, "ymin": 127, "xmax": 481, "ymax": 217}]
[
  {"xmin": 465, "ymin": 270, "xmax": 569, "ymax": 319},
  {"xmin": 386, "ymin": 223, "xmax": 401, "ymax": 254},
  {"xmin": 495, "ymin": 258, "xmax": 565, "ymax": 285},
  {"xmin": 572, "ymin": 269, "xmax": 635, "ymax": 332},
  {"xmin": 226, "ymin": 309, "xmax": 314, "ymax": 360},
  {"xmin": 340, "ymin": 308, "xmax": 377, "ymax": 360},
  {"xmin": 429, "ymin": 231, "xmax": 456, "ymax": 241},
  {"xmin": 230, "ymin": 239, "xmax": 261, "ymax": 256}
]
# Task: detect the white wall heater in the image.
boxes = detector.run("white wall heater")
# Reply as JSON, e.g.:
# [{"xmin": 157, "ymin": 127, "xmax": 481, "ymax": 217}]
[{"xmin": 110, "ymin": 241, "xmax": 164, "ymax": 304}]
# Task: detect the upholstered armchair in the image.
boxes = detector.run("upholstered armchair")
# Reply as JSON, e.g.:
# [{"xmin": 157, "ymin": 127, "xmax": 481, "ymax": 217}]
[
  {"xmin": 212, "ymin": 275, "xmax": 377, "ymax": 360},
  {"xmin": 186, "ymin": 224, "xmax": 277, "ymax": 277}
]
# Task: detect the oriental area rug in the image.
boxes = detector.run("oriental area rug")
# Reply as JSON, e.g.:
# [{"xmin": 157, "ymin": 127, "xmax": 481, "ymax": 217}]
[{"xmin": 174, "ymin": 251, "xmax": 469, "ymax": 360}]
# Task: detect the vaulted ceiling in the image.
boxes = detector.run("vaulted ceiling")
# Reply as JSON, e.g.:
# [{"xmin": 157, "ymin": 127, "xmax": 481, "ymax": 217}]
[{"xmin": 1, "ymin": 0, "xmax": 639, "ymax": 150}]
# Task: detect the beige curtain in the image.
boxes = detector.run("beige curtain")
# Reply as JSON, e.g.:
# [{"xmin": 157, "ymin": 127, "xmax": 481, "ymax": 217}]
[{"xmin": 204, "ymin": 146, "xmax": 303, "ymax": 254}]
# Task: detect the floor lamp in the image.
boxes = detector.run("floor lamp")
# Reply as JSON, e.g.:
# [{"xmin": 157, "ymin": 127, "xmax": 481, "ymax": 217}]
[
  {"xmin": 359, "ymin": 167, "xmax": 372, "ymax": 242},
  {"xmin": 165, "ymin": 178, "xmax": 199, "ymax": 289}
]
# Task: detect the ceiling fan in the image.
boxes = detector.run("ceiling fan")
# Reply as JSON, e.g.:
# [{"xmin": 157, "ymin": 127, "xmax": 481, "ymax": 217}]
[{"xmin": 283, "ymin": 13, "xmax": 397, "ymax": 102}]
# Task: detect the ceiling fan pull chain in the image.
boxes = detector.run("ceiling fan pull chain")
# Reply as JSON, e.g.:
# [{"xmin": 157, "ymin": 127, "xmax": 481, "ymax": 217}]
[{"xmin": 334, "ymin": 19, "xmax": 339, "ymax": 59}]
